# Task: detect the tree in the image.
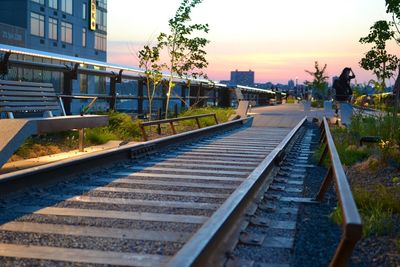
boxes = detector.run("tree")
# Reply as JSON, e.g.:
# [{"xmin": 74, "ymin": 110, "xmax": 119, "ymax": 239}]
[
  {"xmin": 157, "ymin": 0, "xmax": 209, "ymax": 118},
  {"xmin": 304, "ymin": 61, "xmax": 329, "ymax": 100},
  {"xmin": 386, "ymin": 0, "xmax": 400, "ymax": 41},
  {"xmin": 359, "ymin": 20, "xmax": 399, "ymax": 90},
  {"xmin": 138, "ymin": 44, "xmax": 164, "ymax": 120}
]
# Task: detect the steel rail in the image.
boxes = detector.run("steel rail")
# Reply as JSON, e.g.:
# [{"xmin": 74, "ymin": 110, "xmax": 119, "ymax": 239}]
[
  {"xmin": 316, "ymin": 117, "xmax": 362, "ymax": 267},
  {"xmin": 0, "ymin": 116, "xmax": 252, "ymax": 195},
  {"xmin": 167, "ymin": 116, "xmax": 307, "ymax": 267}
]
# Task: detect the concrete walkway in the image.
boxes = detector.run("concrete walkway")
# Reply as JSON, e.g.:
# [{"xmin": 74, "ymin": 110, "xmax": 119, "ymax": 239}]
[
  {"xmin": 250, "ymin": 103, "xmax": 324, "ymax": 127},
  {"xmin": 0, "ymin": 103, "xmax": 324, "ymax": 174}
]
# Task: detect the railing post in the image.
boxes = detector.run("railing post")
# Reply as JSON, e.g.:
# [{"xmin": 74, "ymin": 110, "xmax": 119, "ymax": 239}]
[
  {"xmin": 213, "ymin": 113, "xmax": 218, "ymax": 124},
  {"xmin": 318, "ymin": 144, "xmax": 328, "ymax": 166},
  {"xmin": 138, "ymin": 79, "xmax": 144, "ymax": 117},
  {"xmin": 169, "ymin": 121, "xmax": 176, "ymax": 134},
  {"xmin": 195, "ymin": 117, "xmax": 201, "ymax": 128},
  {"xmin": 315, "ymin": 165, "xmax": 333, "ymax": 201},
  {"xmin": 62, "ymin": 63, "xmax": 79, "ymax": 115},
  {"xmin": 139, "ymin": 124, "xmax": 148, "ymax": 141},
  {"xmin": 78, "ymin": 128, "xmax": 85, "ymax": 152},
  {"xmin": 157, "ymin": 108, "xmax": 162, "ymax": 135},
  {"xmin": 329, "ymin": 227, "xmax": 362, "ymax": 267},
  {"xmin": 181, "ymin": 84, "xmax": 187, "ymax": 110},
  {"xmin": 109, "ymin": 78, "xmax": 117, "ymax": 111},
  {"xmin": 218, "ymin": 88, "xmax": 231, "ymax": 108},
  {"xmin": 174, "ymin": 103, "xmax": 178, "ymax": 118},
  {"xmin": 109, "ymin": 70, "xmax": 122, "ymax": 112}
]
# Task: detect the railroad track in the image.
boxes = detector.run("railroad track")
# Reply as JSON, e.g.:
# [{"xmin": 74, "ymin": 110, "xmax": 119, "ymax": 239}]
[{"xmin": 0, "ymin": 118, "xmax": 306, "ymax": 266}]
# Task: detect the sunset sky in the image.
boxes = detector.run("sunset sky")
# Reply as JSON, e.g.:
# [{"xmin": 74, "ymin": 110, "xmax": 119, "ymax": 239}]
[{"xmin": 107, "ymin": 0, "xmax": 398, "ymax": 85}]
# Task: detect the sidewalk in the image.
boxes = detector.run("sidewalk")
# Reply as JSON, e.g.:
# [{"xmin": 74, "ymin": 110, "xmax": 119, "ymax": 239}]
[
  {"xmin": 1, "ymin": 103, "xmax": 325, "ymax": 175},
  {"xmin": 250, "ymin": 103, "xmax": 325, "ymax": 127}
]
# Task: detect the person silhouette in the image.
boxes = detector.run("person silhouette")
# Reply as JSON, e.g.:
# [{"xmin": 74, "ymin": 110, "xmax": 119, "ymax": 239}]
[
  {"xmin": 333, "ymin": 67, "xmax": 355, "ymax": 124},
  {"xmin": 334, "ymin": 67, "xmax": 355, "ymax": 102}
]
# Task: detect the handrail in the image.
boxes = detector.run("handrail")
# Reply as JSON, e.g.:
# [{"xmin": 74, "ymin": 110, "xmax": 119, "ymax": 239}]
[
  {"xmin": 316, "ymin": 117, "xmax": 363, "ymax": 267},
  {"xmin": 139, "ymin": 113, "xmax": 218, "ymax": 141}
]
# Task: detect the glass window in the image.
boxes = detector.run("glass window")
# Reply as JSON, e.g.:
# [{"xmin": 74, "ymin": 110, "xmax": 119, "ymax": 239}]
[
  {"xmin": 94, "ymin": 32, "xmax": 106, "ymax": 51},
  {"xmin": 49, "ymin": 0, "xmax": 58, "ymax": 9},
  {"xmin": 83, "ymin": 3, "xmax": 87, "ymax": 20},
  {"xmin": 82, "ymin": 28, "xmax": 86, "ymax": 47},
  {"xmin": 61, "ymin": 0, "xmax": 73, "ymax": 14},
  {"xmin": 80, "ymin": 74, "xmax": 88, "ymax": 94},
  {"xmin": 61, "ymin": 21, "xmax": 72, "ymax": 43},
  {"xmin": 97, "ymin": 0, "xmax": 107, "ymax": 9},
  {"xmin": 96, "ymin": 9, "xmax": 107, "ymax": 31},
  {"xmin": 30, "ymin": 12, "xmax": 44, "ymax": 37},
  {"xmin": 48, "ymin": 18, "xmax": 58, "ymax": 40},
  {"xmin": 31, "ymin": 0, "xmax": 45, "ymax": 5}
]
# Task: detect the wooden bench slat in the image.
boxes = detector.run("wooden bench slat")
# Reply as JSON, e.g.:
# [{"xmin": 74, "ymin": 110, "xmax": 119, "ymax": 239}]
[
  {"xmin": 0, "ymin": 101, "xmax": 60, "ymax": 107},
  {"xmin": 0, "ymin": 85, "xmax": 55, "ymax": 92},
  {"xmin": 0, "ymin": 106, "xmax": 60, "ymax": 112},
  {"xmin": 0, "ymin": 80, "xmax": 53, "ymax": 88},
  {"xmin": 0, "ymin": 91, "xmax": 57, "ymax": 97},
  {"xmin": 0, "ymin": 96, "xmax": 58, "ymax": 102}
]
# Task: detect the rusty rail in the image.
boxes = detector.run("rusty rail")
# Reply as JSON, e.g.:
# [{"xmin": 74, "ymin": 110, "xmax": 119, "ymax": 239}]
[
  {"xmin": 139, "ymin": 113, "xmax": 218, "ymax": 141},
  {"xmin": 316, "ymin": 117, "xmax": 363, "ymax": 267}
]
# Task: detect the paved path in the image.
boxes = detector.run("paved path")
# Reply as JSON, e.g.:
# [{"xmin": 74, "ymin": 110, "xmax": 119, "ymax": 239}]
[
  {"xmin": 250, "ymin": 103, "xmax": 323, "ymax": 128},
  {"xmin": 1, "ymin": 104, "xmax": 322, "ymax": 174}
]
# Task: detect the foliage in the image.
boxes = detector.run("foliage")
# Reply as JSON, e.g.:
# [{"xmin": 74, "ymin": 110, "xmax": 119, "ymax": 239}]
[
  {"xmin": 331, "ymin": 185, "xmax": 399, "ymax": 236},
  {"xmin": 311, "ymin": 100, "xmax": 323, "ymax": 108},
  {"xmin": 304, "ymin": 61, "xmax": 329, "ymax": 100},
  {"xmin": 156, "ymin": 0, "xmax": 210, "ymax": 118},
  {"xmin": 286, "ymin": 97, "xmax": 295, "ymax": 104},
  {"xmin": 85, "ymin": 111, "xmax": 142, "ymax": 144},
  {"xmin": 385, "ymin": 0, "xmax": 400, "ymax": 40},
  {"xmin": 85, "ymin": 128, "xmax": 118, "ymax": 144},
  {"xmin": 359, "ymin": 21, "xmax": 399, "ymax": 89},
  {"xmin": 178, "ymin": 107, "xmax": 234, "ymax": 127},
  {"xmin": 137, "ymin": 44, "xmax": 164, "ymax": 120}
]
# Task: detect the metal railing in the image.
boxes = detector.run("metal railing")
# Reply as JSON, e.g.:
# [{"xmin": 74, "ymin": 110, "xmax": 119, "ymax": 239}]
[
  {"xmin": 139, "ymin": 113, "xmax": 218, "ymax": 141},
  {"xmin": 0, "ymin": 44, "xmax": 280, "ymax": 116},
  {"xmin": 316, "ymin": 117, "xmax": 363, "ymax": 267}
]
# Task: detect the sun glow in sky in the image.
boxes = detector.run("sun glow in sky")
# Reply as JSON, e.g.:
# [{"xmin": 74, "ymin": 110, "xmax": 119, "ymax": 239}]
[{"xmin": 107, "ymin": 0, "xmax": 398, "ymax": 85}]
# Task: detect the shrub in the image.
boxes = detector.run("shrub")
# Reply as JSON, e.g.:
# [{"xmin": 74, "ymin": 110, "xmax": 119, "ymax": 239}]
[
  {"xmin": 179, "ymin": 107, "xmax": 234, "ymax": 127},
  {"xmin": 85, "ymin": 128, "xmax": 118, "ymax": 145},
  {"xmin": 85, "ymin": 111, "xmax": 142, "ymax": 144},
  {"xmin": 286, "ymin": 98, "xmax": 295, "ymax": 104},
  {"xmin": 331, "ymin": 185, "xmax": 399, "ymax": 236}
]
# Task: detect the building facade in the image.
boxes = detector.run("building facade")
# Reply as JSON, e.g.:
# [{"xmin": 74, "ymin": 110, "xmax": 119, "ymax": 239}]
[
  {"xmin": 0, "ymin": 0, "xmax": 107, "ymax": 60},
  {"xmin": 230, "ymin": 69, "xmax": 255, "ymax": 87},
  {"xmin": 0, "ymin": 0, "xmax": 108, "ymax": 113}
]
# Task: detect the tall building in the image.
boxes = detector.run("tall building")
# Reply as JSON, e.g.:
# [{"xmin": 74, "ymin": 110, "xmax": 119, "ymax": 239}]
[
  {"xmin": 0, "ymin": 0, "xmax": 108, "ymax": 112},
  {"xmin": 0, "ymin": 0, "xmax": 107, "ymax": 61},
  {"xmin": 288, "ymin": 79, "xmax": 295, "ymax": 89},
  {"xmin": 230, "ymin": 69, "xmax": 255, "ymax": 87}
]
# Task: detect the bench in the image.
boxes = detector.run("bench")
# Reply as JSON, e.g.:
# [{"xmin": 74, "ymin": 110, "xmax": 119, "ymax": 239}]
[
  {"xmin": 229, "ymin": 100, "xmax": 250, "ymax": 120},
  {"xmin": 0, "ymin": 80, "xmax": 109, "ymax": 168},
  {"xmin": 139, "ymin": 113, "xmax": 218, "ymax": 141}
]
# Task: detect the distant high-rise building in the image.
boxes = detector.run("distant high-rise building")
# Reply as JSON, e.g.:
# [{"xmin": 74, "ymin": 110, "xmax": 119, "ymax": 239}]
[
  {"xmin": 0, "ymin": 0, "xmax": 107, "ymax": 61},
  {"xmin": 230, "ymin": 69, "xmax": 255, "ymax": 87},
  {"xmin": 288, "ymin": 79, "xmax": 295, "ymax": 89}
]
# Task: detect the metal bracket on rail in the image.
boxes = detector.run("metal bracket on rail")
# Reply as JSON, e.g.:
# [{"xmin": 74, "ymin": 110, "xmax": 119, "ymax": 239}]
[
  {"xmin": 0, "ymin": 52, "xmax": 11, "ymax": 76},
  {"xmin": 109, "ymin": 69, "xmax": 123, "ymax": 111},
  {"xmin": 64, "ymin": 62, "xmax": 79, "ymax": 80}
]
